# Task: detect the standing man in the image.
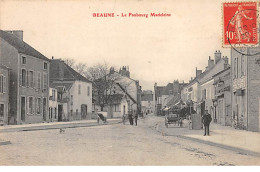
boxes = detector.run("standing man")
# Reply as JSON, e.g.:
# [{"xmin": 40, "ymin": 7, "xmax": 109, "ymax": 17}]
[
  {"xmin": 202, "ymin": 110, "xmax": 212, "ymax": 136},
  {"xmin": 134, "ymin": 110, "xmax": 138, "ymax": 126},
  {"xmin": 128, "ymin": 110, "xmax": 133, "ymax": 125}
]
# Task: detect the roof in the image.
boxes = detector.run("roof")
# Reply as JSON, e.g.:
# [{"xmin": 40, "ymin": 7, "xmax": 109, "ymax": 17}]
[
  {"xmin": 212, "ymin": 66, "xmax": 231, "ymax": 78},
  {"xmin": 141, "ymin": 93, "xmax": 153, "ymax": 101},
  {"xmin": 116, "ymin": 83, "xmax": 137, "ymax": 104},
  {"xmin": 0, "ymin": 30, "xmax": 49, "ymax": 61},
  {"xmin": 50, "ymin": 60, "xmax": 91, "ymax": 83},
  {"xmin": 50, "ymin": 82, "xmax": 73, "ymax": 90},
  {"xmin": 107, "ymin": 94, "xmax": 124, "ymax": 104}
]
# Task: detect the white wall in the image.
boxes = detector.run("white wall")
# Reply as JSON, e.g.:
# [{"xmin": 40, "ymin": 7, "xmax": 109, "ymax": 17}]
[{"xmin": 69, "ymin": 81, "xmax": 92, "ymax": 114}]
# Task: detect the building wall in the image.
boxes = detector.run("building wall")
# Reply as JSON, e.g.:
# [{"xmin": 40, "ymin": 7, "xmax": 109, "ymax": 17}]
[
  {"xmin": 49, "ymin": 87, "xmax": 58, "ymax": 122},
  {"xmin": 0, "ymin": 38, "xmax": 19, "ymax": 124},
  {"xmin": 69, "ymin": 81, "xmax": 92, "ymax": 120},
  {"xmin": 247, "ymin": 50, "xmax": 260, "ymax": 132},
  {"xmin": 200, "ymin": 79, "xmax": 215, "ymax": 116},
  {"xmin": 17, "ymin": 53, "xmax": 50, "ymax": 124},
  {"xmin": 0, "ymin": 67, "xmax": 9, "ymax": 125},
  {"xmin": 141, "ymin": 100, "xmax": 154, "ymax": 113}
]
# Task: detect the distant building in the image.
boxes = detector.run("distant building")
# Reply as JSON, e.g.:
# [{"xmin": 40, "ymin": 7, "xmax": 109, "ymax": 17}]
[
  {"xmin": 0, "ymin": 30, "xmax": 50, "ymax": 124},
  {"xmin": 154, "ymin": 80, "xmax": 187, "ymax": 115},
  {"xmin": 0, "ymin": 65, "xmax": 10, "ymax": 125},
  {"xmin": 141, "ymin": 90, "xmax": 154, "ymax": 114},
  {"xmin": 231, "ymin": 48, "xmax": 260, "ymax": 132},
  {"xmin": 93, "ymin": 66, "xmax": 142, "ymax": 118},
  {"xmin": 49, "ymin": 59, "xmax": 92, "ymax": 121}
]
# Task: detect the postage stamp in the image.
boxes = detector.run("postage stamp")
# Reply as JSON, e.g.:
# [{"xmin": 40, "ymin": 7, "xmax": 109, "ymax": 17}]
[{"xmin": 223, "ymin": 2, "xmax": 258, "ymax": 48}]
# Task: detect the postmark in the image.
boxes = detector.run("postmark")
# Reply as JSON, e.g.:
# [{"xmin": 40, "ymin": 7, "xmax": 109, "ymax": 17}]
[{"xmin": 223, "ymin": 2, "xmax": 259, "ymax": 55}]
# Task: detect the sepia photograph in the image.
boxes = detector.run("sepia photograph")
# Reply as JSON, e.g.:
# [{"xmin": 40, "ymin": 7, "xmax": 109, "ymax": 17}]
[{"xmin": 0, "ymin": 0, "xmax": 260, "ymax": 166}]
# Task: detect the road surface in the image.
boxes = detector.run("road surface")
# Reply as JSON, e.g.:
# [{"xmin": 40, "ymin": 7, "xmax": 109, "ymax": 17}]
[{"xmin": 0, "ymin": 115, "xmax": 259, "ymax": 165}]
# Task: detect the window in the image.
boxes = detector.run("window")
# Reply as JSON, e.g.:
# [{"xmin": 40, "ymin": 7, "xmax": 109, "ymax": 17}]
[
  {"xmin": 87, "ymin": 86, "xmax": 90, "ymax": 96},
  {"xmin": 28, "ymin": 71, "xmax": 34, "ymax": 87},
  {"xmin": 43, "ymin": 73, "xmax": 47, "ymax": 90},
  {"xmin": 36, "ymin": 98, "xmax": 41, "ymax": 114},
  {"xmin": 43, "ymin": 62, "xmax": 48, "ymax": 70},
  {"xmin": 28, "ymin": 97, "xmax": 33, "ymax": 114},
  {"xmin": 0, "ymin": 104, "xmax": 4, "ymax": 118},
  {"xmin": 114, "ymin": 104, "xmax": 120, "ymax": 112},
  {"xmin": 0, "ymin": 75, "xmax": 6, "ymax": 93},
  {"xmin": 78, "ymin": 84, "xmax": 81, "ymax": 95},
  {"xmin": 37, "ymin": 72, "xmax": 41, "ymax": 90},
  {"xmin": 21, "ymin": 69, "xmax": 26, "ymax": 86},
  {"xmin": 22, "ymin": 56, "xmax": 26, "ymax": 64},
  {"xmin": 52, "ymin": 89, "xmax": 56, "ymax": 101},
  {"xmin": 71, "ymin": 95, "xmax": 73, "ymax": 105}
]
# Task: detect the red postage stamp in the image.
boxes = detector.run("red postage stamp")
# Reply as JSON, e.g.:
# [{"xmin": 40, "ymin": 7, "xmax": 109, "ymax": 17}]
[{"xmin": 223, "ymin": 2, "xmax": 258, "ymax": 46}]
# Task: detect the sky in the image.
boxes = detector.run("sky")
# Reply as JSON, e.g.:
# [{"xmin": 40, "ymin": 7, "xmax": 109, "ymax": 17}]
[{"xmin": 0, "ymin": 0, "xmax": 237, "ymax": 90}]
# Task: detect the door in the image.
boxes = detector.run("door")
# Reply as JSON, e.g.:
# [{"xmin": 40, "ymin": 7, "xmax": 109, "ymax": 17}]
[
  {"xmin": 81, "ymin": 104, "xmax": 87, "ymax": 119},
  {"xmin": 21, "ymin": 97, "xmax": 26, "ymax": 122},
  {"xmin": 43, "ymin": 98, "xmax": 47, "ymax": 121},
  {"xmin": 58, "ymin": 105, "xmax": 63, "ymax": 122}
]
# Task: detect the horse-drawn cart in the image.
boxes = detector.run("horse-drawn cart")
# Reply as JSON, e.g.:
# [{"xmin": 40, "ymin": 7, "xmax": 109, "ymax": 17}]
[{"xmin": 165, "ymin": 113, "xmax": 183, "ymax": 128}]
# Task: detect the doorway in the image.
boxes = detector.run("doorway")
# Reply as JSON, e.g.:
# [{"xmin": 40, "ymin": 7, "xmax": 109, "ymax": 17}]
[
  {"xmin": 81, "ymin": 104, "xmax": 87, "ymax": 119},
  {"xmin": 21, "ymin": 96, "xmax": 26, "ymax": 122},
  {"xmin": 43, "ymin": 98, "xmax": 47, "ymax": 121},
  {"xmin": 58, "ymin": 105, "xmax": 63, "ymax": 122}
]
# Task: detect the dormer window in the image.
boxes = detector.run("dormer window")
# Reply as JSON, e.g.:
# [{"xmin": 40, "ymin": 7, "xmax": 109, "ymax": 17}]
[
  {"xmin": 43, "ymin": 62, "xmax": 48, "ymax": 70},
  {"xmin": 22, "ymin": 56, "xmax": 26, "ymax": 64}
]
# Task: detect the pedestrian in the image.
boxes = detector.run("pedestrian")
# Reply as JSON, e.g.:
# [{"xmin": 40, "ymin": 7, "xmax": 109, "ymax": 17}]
[
  {"xmin": 128, "ymin": 111, "xmax": 133, "ymax": 125},
  {"xmin": 134, "ymin": 110, "xmax": 138, "ymax": 126},
  {"xmin": 202, "ymin": 110, "xmax": 212, "ymax": 136}
]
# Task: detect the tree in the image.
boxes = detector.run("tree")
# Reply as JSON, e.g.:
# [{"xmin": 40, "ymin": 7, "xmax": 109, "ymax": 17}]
[
  {"xmin": 63, "ymin": 58, "xmax": 75, "ymax": 67},
  {"xmin": 85, "ymin": 63, "xmax": 122, "ymax": 111}
]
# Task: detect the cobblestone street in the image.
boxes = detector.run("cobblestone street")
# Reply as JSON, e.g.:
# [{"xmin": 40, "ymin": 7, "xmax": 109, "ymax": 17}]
[{"xmin": 1, "ymin": 115, "xmax": 259, "ymax": 165}]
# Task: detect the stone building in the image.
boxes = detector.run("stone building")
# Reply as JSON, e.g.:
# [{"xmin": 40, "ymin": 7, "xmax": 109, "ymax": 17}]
[
  {"xmin": 0, "ymin": 30, "xmax": 50, "ymax": 124},
  {"xmin": 0, "ymin": 65, "xmax": 10, "ymax": 125},
  {"xmin": 231, "ymin": 48, "xmax": 260, "ymax": 132},
  {"xmin": 141, "ymin": 90, "xmax": 154, "ymax": 114}
]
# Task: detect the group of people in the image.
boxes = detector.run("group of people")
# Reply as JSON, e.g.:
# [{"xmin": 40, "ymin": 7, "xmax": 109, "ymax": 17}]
[{"xmin": 128, "ymin": 110, "xmax": 138, "ymax": 126}]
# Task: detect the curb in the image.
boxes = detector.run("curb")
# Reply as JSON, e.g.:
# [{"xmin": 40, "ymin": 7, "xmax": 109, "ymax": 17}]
[
  {"xmin": 0, "ymin": 120, "xmax": 122, "ymax": 133},
  {"xmin": 174, "ymin": 135, "xmax": 260, "ymax": 157}
]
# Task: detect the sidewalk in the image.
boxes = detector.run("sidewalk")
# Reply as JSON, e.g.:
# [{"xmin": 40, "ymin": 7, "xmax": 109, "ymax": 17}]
[
  {"xmin": 152, "ymin": 115, "xmax": 260, "ymax": 157},
  {"xmin": 0, "ymin": 118, "xmax": 121, "ymax": 133}
]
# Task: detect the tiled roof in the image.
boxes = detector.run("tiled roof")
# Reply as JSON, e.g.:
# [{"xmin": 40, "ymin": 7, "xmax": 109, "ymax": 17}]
[
  {"xmin": 0, "ymin": 30, "xmax": 49, "ymax": 61},
  {"xmin": 50, "ymin": 60, "xmax": 91, "ymax": 83}
]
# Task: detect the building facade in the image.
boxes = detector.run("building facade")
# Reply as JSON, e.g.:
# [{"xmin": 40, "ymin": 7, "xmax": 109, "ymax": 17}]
[
  {"xmin": 49, "ymin": 86, "xmax": 58, "ymax": 122},
  {"xmin": 141, "ymin": 90, "xmax": 154, "ymax": 114},
  {"xmin": 0, "ymin": 65, "xmax": 10, "ymax": 125},
  {"xmin": 213, "ymin": 67, "xmax": 231, "ymax": 126},
  {"xmin": 0, "ymin": 30, "xmax": 50, "ymax": 124},
  {"xmin": 50, "ymin": 59, "xmax": 92, "ymax": 121},
  {"xmin": 231, "ymin": 48, "xmax": 260, "ymax": 132}
]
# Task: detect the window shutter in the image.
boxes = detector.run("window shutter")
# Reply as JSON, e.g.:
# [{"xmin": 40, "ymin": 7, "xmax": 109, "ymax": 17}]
[
  {"xmin": 27, "ymin": 97, "xmax": 29, "ymax": 115},
  {"xmin": 3, "ymin": 76, "xmax": 6, "ymax": 93},
  {"xmin": 19, "ymin": 69, "xmax": 22, "ymax": 86},
  {"xmin": 26, "ymin": 70, "xmax": 29, "ymax": 87}
]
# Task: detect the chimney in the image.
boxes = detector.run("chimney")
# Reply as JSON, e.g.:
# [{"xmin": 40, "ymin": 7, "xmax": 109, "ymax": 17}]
[
  {"xmin": 214, "ymin": 50, "xmax": 222, "ymax": 64},
  {"xmin": 223, "ymin": 56, "xmax": 229, "ymax": 69},
  {"xmin": 196, "ymin": 67, "xmax": 202, "ymax": 77},
  {"xmin": 6, "ymin": 30, "xmax": 23, "ymax": 40},
  {"xmin": 208, "ymin": 56, "xmax": 214, "ymax": 69}
]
